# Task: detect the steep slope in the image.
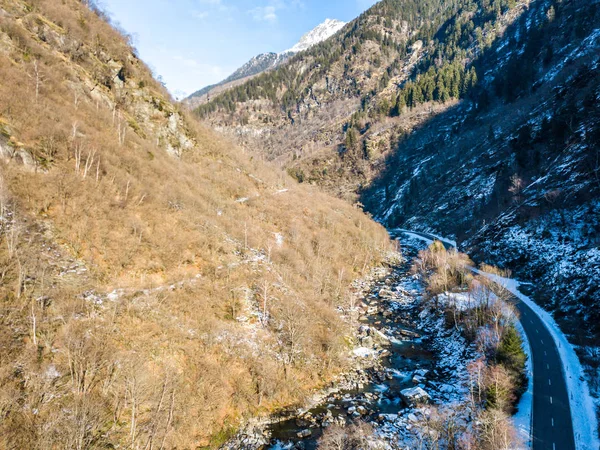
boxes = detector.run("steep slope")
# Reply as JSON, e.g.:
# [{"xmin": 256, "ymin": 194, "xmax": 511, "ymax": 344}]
[
  {"xmin": 195, "ymin": 0, "xmax": 600, "ymax": 426},
  {"xmin": 195, "ymin": 0, "xmax": 529, "ymax": 201},
  {"xmin": 363, "ymin": 0, "xmax": 599, "ymax": 334},
  {"xmin": 360, "ymin": 0, "xmax": 600, "ymax": 410},
  {"xmin": 0, "ymin": 1, "xmax": 393, "ymax": 448},
  {"xmin": 185, "ymin": 18, "xmax": 346, "ymax": 108}
]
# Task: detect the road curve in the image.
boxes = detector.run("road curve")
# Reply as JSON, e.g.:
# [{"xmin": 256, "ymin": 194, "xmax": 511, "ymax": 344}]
[{"xmin": 393, "ymin": 229, "xmax": 576, "ymax": 450}]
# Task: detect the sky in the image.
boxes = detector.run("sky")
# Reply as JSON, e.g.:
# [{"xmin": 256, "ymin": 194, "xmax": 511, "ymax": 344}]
[{"xmin": 100, "ymin": 0, "xmax": 378, "ymax": 99}]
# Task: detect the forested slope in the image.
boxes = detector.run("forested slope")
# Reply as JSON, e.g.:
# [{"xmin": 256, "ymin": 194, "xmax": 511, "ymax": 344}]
[
  {"xmin": 195, "ymin": 0, "xmax": 530, "ymax": 200},
  {"xmin": 0, "ymin": 0, "xmax": 393, "ymax": 447},
  {"xmin": 362, "ymin": 0, "xmax": 600, "ymax": 366}
]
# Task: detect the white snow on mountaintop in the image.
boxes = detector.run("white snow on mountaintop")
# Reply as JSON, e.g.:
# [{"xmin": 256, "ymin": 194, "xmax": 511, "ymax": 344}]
[
  {"xmin": 186, "ymin": 18, "xmax": 346, "ymax": 102},
  {"xmin": 283, "ymin": 18, "xmax": 346, "ymax": 54}
]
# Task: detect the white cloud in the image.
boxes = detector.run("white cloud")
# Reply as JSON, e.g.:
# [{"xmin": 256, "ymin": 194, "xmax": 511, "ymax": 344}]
[
  {"xmin": 247, "ymin": 0, "xmax": 303, "ymax": 23},
  {"xmin": 192, "ymin": 10, "xmax": 209, "ymax": 19},
  {"xmin": 249, "ymin": 5, "xmax": 278, "ymax": 22},
  {"xmin": 191, "ymin": 0, "xmax": 236, "ymax": 20}
]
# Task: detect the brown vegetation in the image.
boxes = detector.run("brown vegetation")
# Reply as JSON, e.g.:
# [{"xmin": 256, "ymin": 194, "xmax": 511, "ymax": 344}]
[
  {"xmin": 317, "ymin": 421, "xmax": 374, "ymax": 450},
  {"xmin": 0, "ymin": 0, "xmax": 394, "ymax": 447},
  {"xmin": 412, "ymin": 242, "xmax": 527, "ymax": 449}
]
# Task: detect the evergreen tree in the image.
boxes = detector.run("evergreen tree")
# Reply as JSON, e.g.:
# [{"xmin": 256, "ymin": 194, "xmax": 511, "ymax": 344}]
[{"xmin": 497, "ymin": 325, "xmax": 526, "ymax": 373}]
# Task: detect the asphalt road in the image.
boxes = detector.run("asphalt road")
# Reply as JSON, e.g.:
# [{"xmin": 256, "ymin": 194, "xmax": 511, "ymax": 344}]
[{"xmin": 393, "ymin": 229, "xmax": 576, "ymax": 450}]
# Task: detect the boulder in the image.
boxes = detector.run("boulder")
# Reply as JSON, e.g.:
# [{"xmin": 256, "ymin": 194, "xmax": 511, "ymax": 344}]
[
  {"xmin": 399, "ymin": 329, "xmax": 421, "ymax": 339},
  {"xmin": 378, "ymin": 288, "xmax": 393, "ymax": 298},
  {"xmin": 400, "ymin": 386, "xmax": 430, "ymax": 406},
  {"xmin": 412, "ymin": 374, "xmax": 427, "ymax": 384},
  {"xmin": 297, "ymin": 429, "xmax": 312, "ymax": 438},
  {"xmin": 414, "ymin": 369, "xmax": 429, "ymax": 378}
]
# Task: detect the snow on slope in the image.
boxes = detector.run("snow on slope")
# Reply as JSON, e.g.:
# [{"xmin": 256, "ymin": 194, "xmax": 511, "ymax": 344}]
[
  {"xmin": 283, "ymin": 18, "xmax": 346, "ymax": 54},
  {"xmin": 473, "ymin": 269, "xmax": 600, "ymax": 450},
  {"xmin": 400, "ymin": 230, "xmax": 598, "ymax": 449},
  {"xmin": 224, "ymin": 52, "xmax": 282, "ymax": 82}
]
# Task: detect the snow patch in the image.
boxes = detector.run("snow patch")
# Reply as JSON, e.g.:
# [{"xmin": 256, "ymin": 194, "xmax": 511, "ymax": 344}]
[
  {"xmin": 513, "ymin": 318, "xmax": 533, "ymax": 448},
  {"xmin": 474, "ymin": 269, "xmax": 599, "ymax": 450},
  {"xmin": 353, "ymin": 347, "xmax": 377, "ymax": 358},
  {"xmin": 283, "ymin": 19, "xmax": 346, "ymax": 54}
]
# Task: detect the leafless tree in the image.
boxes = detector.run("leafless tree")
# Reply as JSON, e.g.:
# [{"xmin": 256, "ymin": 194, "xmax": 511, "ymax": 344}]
[
  {"xmin": 509, "ymin": 174, "xmax": 524, "ymax": 203},
  {"xmin": 27, "ymin": 59, "xmax": 45, "ymax": 104},
  {"xmin": 259, "ymin": 278, "xmax": 271, "ymax": 326},
  {"xmin": 318, "ymin": 422, "xmax": 374, "ymax": 449}
]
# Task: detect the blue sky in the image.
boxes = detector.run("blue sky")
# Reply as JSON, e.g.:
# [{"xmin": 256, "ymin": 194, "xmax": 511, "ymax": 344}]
[{"xmin": 100, "ymin": 0, "xmax": 378, "ymax": 99}]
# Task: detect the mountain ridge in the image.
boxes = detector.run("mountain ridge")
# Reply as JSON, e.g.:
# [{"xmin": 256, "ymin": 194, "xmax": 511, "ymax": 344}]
[{"xmin": 185, "ymin": 18, "xmax": 346, "ymax": 107}]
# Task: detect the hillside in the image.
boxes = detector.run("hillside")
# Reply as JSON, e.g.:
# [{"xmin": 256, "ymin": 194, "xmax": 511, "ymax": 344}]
[
  {"xmin": 362, "ymin": 0, "xmax": 600, "ymax": 342},
  {"xmin": 195, "ymin": 0, "xmax": 599, "ymax": 334},
  {"xmin": 195, "ymin": 0, "xmax": 600, "ymax": 424},
  {"xmin": 0, "ymin": 1, "xmax": 394, "ymax": 448},
  {"xmin": 195, "ymin": 0, "xmax": 534, "ymax": 200}
]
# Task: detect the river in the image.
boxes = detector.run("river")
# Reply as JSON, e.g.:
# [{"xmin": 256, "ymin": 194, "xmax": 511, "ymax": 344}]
[{"xmin": 224, "ymin": 239, "xmax": 474, "ymax": 450}]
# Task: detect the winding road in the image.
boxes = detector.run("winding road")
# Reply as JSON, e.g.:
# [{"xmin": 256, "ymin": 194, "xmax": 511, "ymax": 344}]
[{"xmin": 392, "ymin": 229, "xmax": 576, "ymax": 450}]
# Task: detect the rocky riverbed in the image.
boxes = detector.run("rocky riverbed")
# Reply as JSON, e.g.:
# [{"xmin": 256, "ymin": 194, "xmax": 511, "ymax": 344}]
[{"xmin": 223, "ymin": 241, "xmax": 478, "ymax": 449}]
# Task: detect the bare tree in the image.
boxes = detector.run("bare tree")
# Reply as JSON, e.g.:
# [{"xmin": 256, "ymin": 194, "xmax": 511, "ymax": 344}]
[
  {"xmin": 116, "ymin": 111, "xmax": 127, "ymax": 146},
  {"xmin": 259, "ymin": 278, "xmax": 271, "ymax": 326},
  {"xmin": 318, "ymin": 422, "xmax": 374, "ymax": 450},
  {"xmin": 27, "ymin": 59, "xmax": 46, "ymax": 104},
  {"xmin": 509, "ymin": 174, "xmax": 524, "ymax": 203},
  {"xmin": 476, "ymin": 408, "xmax": 520, "ymax": 450},
  {"xmin": 278, "ymin": 301, "xmax": 306, "ymax": 372}
]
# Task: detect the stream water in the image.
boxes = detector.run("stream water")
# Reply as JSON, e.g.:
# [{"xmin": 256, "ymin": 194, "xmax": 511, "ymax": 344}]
[{"xmin": 265, "ymin": 248, "xmax": 437, "ymax": 449}]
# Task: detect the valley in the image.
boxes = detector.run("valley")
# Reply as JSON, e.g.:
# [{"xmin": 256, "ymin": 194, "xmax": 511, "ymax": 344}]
[
  {"xmin": 224, "ymin": 241, "xmax": 501, "ymax": 449},
  {"xmin": 0, "ymin": 0, "xmax": 598, "ymax": 448}
]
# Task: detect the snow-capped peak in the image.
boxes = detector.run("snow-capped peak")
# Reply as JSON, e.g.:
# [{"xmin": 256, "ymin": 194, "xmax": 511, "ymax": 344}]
[{"xmin": 283, "ymin": 18, "xmax": 346, "ymax": 54}]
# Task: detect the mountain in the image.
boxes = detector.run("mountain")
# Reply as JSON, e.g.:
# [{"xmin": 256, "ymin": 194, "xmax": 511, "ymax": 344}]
[
  {"xmin": 0, "ymin": 1, "xmax": 391, "ymax": 447},
  {"xmin": 185, "ymin": 52, "xmax": 284, "ymax": 105},
  {"xmin": 283, "ymin": 18, "xmax": 346, "ymax": 53},
  {"xmin": 362, "ymin": 0, "xmax": 600, "ymax": 339},
  {"xmin": 185, "ymin": 18, "xmax": 346, "ymax": 107},
  {"xmin": 195, "ymin": 0, "xmax": 600, "ymax": 421}
]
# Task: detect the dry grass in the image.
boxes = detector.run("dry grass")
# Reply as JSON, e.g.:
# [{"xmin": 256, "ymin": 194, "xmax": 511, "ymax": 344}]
[{"xmin": 0, "ymin": 1, "xmax": 394, "ymax": 447}]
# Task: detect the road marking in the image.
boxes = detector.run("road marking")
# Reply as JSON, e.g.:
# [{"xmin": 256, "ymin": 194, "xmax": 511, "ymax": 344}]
[
  {"xmin": 544, "ymin": 351, "xmax": 547, "ymax": 356},
  {"xmin": 547, "ymin": 364, "xmax": 550, "ymax": 370},
  {"xmin": 552, "ymin": 418, "xmax": 554, "ymax": 427},
  {"xmin": 536, "ymin": 329, "xmax": 539, "ymax": 333},
  {"xmin": 549, "ymin": 379, "xmax": 552, "ymax": 386},
  {"xmin": 550, "ymin": 396, "xmax": 553, "ymax": 404},
  {"xmin": 541, "ymin": 339, "xmax": 544, "ymax": 344},
  {"xmin": 553, "ymin": 443, "xmax": 556, "ymax": 450}
]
